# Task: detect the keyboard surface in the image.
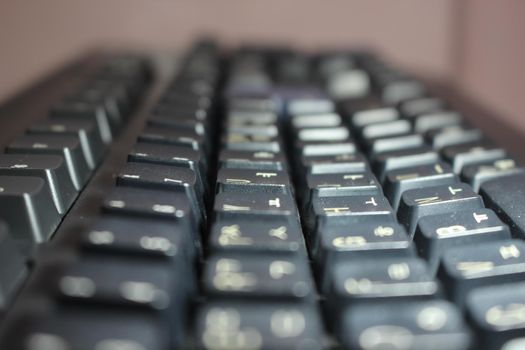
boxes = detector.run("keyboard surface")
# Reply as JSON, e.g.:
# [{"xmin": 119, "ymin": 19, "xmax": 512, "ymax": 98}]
[{"xmin": 0, "ymin": 40, "xmax": 525, "ymax": 349}]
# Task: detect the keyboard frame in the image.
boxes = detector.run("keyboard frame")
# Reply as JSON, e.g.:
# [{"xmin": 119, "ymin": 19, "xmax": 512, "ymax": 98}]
[{"xmin": 0, "ymin": 51, "xmax": 523, "ymax": 342}]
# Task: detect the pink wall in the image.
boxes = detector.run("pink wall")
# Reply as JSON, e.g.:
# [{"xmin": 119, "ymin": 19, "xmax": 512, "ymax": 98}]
[
  {"xmin": 0, "ymin": 0, "xmax": 523, "ymax": 130},
  {"xmin": 455, "ymin": 0, "xmax": 525, "ymax": 131}
]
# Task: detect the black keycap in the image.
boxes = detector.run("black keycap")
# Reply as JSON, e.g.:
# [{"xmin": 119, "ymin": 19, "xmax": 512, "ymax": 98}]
[
  {"xmin": 204, "ymin": 254, "xmax": 314, "ymax": 300},
  {"xmin": 117, "ymin": 162, "xmax": 204, "ymax": 221},
  {"xmin": 413, "ymin": 111, "xmax": 461, "ymax": 133},
  {"xmin": 349, "ymin": 106, "xmax": 399, "ymax": 129},
  {"xmin": 398, "ymin": 183, "xmax": 484, "ymax": 236},
  {"xmin": 82, "ymin": 216, "xmax": 196, "ymax": 261},
  {"xmin": 481, "ymin": 174, "xmax": 525, "ymax": 237},
  {"xmin": 218, "ymin": 149, "xmax": 286, "ymax": 171},
  {"xmin": 139, "ymin": 125, "xmax": 205, "ymax": 153},
  {"xmin": 304, "ymin": 171, "xmax": 381, "ymax": 208},
  {"xmin": 301, "ymin": 152, "xmax": 368, "ymax": 175},
  {"xmin": 383, "ymin": 161, "xmax": 457, "ymax": 210},
  {"xmin": 196, "ymin": 302, "xmax": 324, "ymax": 350},
  {"xmin": 28, "ymin": 118, "xmax": 105, "ymax": 169},
  {"xmin": 7, "ymin": 134, "xmax": 91, "ymax": 190},
  {"xmin": 4, "ymin": 309, "xmax": 169, "ymax": 350},
  {"xmin": 102, "ymin": 187, "xmax": 198, "ymax": 230},
  {"xmin": 326, "ymin": 257, "xmax": 439, "ymax": 303},
  {"xmin": 297, "ymin": 127, "xmax": 350, "ymax": 142},
  {"xmin": 51, "ymin": 100, "xmax": 114, "ymax": 143},
  {"xmin": 462, "ymin": 158, "xmax": 524, "ymax": 192},
  {"xmin": 361, "ymin": 119, "xmax": 411, "ymax": 140},
  {"xmin": 366, "ymin": 133, "xmax": 424, "ymax": 156},
  {"xmin": 439, "ymin": 239, "xmax": 525, "ymax": 307},
  {"xmin": 0, "ymin": 154, "xmax": 77, "ymax": 214},
  {"xmin": 315, "ymin": 222, "xmax": 414, "ymax": 291},
  {"xmin": 228, "ymin": 110, "xmax": 278, "ymax": 126},
  {"xmin": 414, "ymin": 208, "xmax": 511, "ymax": 274},
  {"xmin": 224, "ymin": 138, "xmax": 281, "ymax": 153},
  {"xmin": 51, "ymin": 256, "xmax": 187, "ymax": 310},
  {"xmin": 0, "ymin": 176, "xmax": 60, "ymax": 252},
  {"xmin": 208, "ymin": 218, "xmax": 306, "ymax": 256},
  {"xmin": 467, "ymin": 282, "xmax": 525, "ymax": 350},
  {"xmin": 339, "ymin": 300, "xmax": 471, "ymax": 350},
  {"xmin": 214, "ymin": 192, "xmax": 299, "ymax": 225},
  {"xmin": 0, "ymin": 221, "xmax": 27, "ymax": 309},
  {"xmin": 216, "ymin": 168, "xmax": 291, "ymax": 194},
  {"xmin": 372, "ymin": 146, "xmax": 440, "ymax": 183},
  {"xmin": 308, "ymin": 195, "xmax": 394, "ymax": 239},
  {"xmin": 148, "ymin": 114, "xmax": 207, "ymax": 135},
  {"xmin": 399, "ymin": 96, "xmax": 446, "ymax": 119},
  {"xmin": 442, "ymin": 141, "xmax": 506, "ymax": 173},
  {"xmin": 227, "ymin": 124, "xmax": 279, "ymax": 138},
  {"xmin": 291, "ymin": 112, "xmax": 342, "ymax": 128},
  {"xmin": 426, "ymin": 125, "xmax": 482, "ymax": 150},
  {"xmin": 298, "ymin": 141, "xmax": 356, "ymax": 157},
  {"xmin": 128, "ymin": 142, "xmax": 207, "ymax": 188}
]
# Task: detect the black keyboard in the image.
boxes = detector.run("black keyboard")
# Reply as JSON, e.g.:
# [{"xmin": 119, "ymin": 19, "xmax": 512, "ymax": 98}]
[{"xmin": 0, "ymin": 40, "xmax": 525, "ymax": 350}]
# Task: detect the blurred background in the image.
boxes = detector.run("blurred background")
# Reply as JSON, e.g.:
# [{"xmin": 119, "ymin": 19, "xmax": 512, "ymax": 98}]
[{"xmin": 0, "ymin": 0, "xmax": 523, "ymax": 129}]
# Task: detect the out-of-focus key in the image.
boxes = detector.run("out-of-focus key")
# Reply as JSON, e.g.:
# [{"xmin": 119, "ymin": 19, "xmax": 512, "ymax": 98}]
[
  {"xmin": 0, "ymin": 221, "xmax": 27, "ymax": 308},
  {"xmin": 0, "ymin": 154, "xmax": 77, "ymax": 214},
  {"xmin": 439, "ymin": 239, "xmax": 525, "ymax": 307},
  {"xmin": 462, "ymin": 158, "xmax": 524, "ymax": 192},
  {"xmin": 339, "ymin": 300, "xmax": 471, "ymax": 350},
  {"xmin": 7, "ymin": 134, "xmax": 91, "ymax": 190},
  {"xmin": 196, "ymin": 302, "xmax": 324, "ymax": 350},
  {"xmin": 398, "ymin": 183, "xmax": 484, "ymax": 236},
  {"xmin": 414, "ymin": 208, "xmax": 511, "ymax": 274},
  {"xmin": 0, "ymin": 176, "xmax": 60, "ymax": 252}
]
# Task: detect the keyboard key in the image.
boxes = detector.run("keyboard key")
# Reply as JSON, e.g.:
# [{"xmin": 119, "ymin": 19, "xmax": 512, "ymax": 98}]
[
  {"xmin": 309, "ymin": 195, "xmax": 394, "ymax": 236},
  {"xmin": 373, "ymin": 146, "xmax": 440, "ymax": 183},
  {"xmin": 361, "ymin": 119, "xmax": 411, "ymax": 140},
  {"xmin": 480, "ymin": 175, "xmax": 525, "ymax": 239},
  {"xmin": 7, "ymin": 134, "xmax": 91, "ymax": 190},
  {"xmin": 442, "ymin": 141, "xmax": 506, "ymax": 173},
  {"xmin": 0, "ymin": 154, "xmax": 77, "ymax": 214},
  {"xmin": 339, "ymin": 300, "xmax": 471, "ymax": 350},
  {"xmin": 0, "ymin": 176, "xmax": 61, "ymax": 251},
  {"xmin": 216, "ymin": 168, "xmax": 291, "ymax": 194},
  {"xmin": 399, "ymin": 96, "xmax": 446, "ymax": 119},
  {"xmin": 102, "ymin": 187, "xmax": 198, "ymax": 230},
  {"xmin": 196, "ymin": 302, "xmax": 324, "ymax": 350},
  {"xmin": 51, "ymin": 100, "xmax": 113, "ymax": 143},
  {"xmin": 218, "ymin": 149, "xmax": 286, "ymax": 171},
  {"xmin": 383, "ymin": 161, "xmax": 457, "ymax": 210},
  {"xmin": 439, "ymin": 239, "xmax": 525, "ymax": 307},
  {"xmin": 326, "ymin": 258, "xmax": 439, "ymax": 304},
  {"xmin": 366, "ymin": 133, "xmax": 424, "ymax": 156},
  {"xmin": 462, "ymin": 158, "xmax": 525, "ymax": 192},
  {"xmin": 0, "ymin": 221, "xmax": 27, "ymax": 309},
  {"xmin": 301, "ymin": 152, "xmax": 368, "ymax": 175},
  {"xmin": 315, "ymin": 222, "xmax": 414, "ymax": 291},
  {"xmin": 291, "ymin": 112, "xmax": 342, "ymax": 128},
  {"xmin": 4, "ymin": 309, "xmax": 169, "ymax": 350},
  {"xmin": 413, "ymin": 111, "xmax": 461, "ymax": 133},
  {"xmin": 208, "ymin": 219, "xmax": 306, "ymax": 256},
  {"xmin": 467, "ymin": 282, "xmax": 525, "ymax": 350},
  {"xmin": 47, "ymin": 255, "xmax": 190, "ymax": 310},
  {"xmin": 426, "ymin": 125, "xmax": 482, "ymax": 150},
  {"xmin": 299, "ymin": 141, "xmax": 356, "ymax": 157},
  {"xmin": 28, "ymin": 118, "xmax": 105, "ymax": 169},
  {"xmin": 398, "ymin": 183, "xmax": 484, "ymax": 236},
  {"xmin": 128, "ymin": 142, "xmax": 207, "ymax": 187},
  {"xmin": 117, "ymin": 162, "xmax": 204, "ymax": 221},
  {"xmin": 82, "ymin": 216, "xmax": 196, "ymax": 261},
  {"xmin": 303, "ymin": 171, "xmax": 381, "ymax": 208},
  {"xmin": 297, "ymin": 127, "xmax": 349, "ymax": 142},
  {"xmin": 214, "ymin": 192, "xmax": 299, "ymax": 224},
  {"xmin": 204, "ymin": 254, "xmax": 314, "ymax": 300},
  {"xmin": 349, "ymin": 106, "xmax": 399, "ymax": 129},
  {"xmin": 414, "ymin": 208, "xmax": 511, "ymax": 274},
  {"xmin": 139, "ymin": 125, "xmax": 205, "ymax": 153}
]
